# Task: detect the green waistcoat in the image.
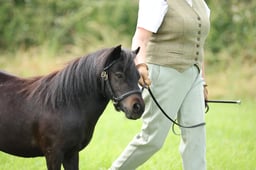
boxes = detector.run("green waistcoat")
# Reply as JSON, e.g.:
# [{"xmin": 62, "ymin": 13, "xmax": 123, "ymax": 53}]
[{"xmin": 146, "ymin": 0, "xmax": 210, "ymax": 72}]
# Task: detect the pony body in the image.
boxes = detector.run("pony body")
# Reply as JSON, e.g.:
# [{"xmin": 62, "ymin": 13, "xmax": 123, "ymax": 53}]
[{"xmin": 0, "ymin": 45, "xmax": 144, "ymax": 170}]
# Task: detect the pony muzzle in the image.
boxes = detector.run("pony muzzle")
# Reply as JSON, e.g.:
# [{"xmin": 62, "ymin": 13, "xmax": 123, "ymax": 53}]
[{"xmin": 117, "ymin": 96, "xmax": 145, "ymax": 120}]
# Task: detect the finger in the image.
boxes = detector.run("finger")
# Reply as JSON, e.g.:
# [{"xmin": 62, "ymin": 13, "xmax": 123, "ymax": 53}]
[
  {"xmin": 138, "ymin": 78, "xmax": 145, "ymax": 86},
  {"xmin": 142, "ymin": 74, "xmax": 151, "ymax": 86},
  {"xmin": 144, "ymin": 78, "xmax": 151, "ymax": 86}
]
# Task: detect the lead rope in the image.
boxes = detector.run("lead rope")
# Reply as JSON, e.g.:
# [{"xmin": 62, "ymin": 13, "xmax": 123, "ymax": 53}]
[{"xmin": 143, "ymin": 87, "xmax": 206, "ymax": 135}]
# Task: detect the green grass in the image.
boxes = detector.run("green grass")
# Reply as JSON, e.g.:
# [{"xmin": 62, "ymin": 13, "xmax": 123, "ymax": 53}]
[
  {"xmin": 0, "ymin": 52, "xmax": 255, "ymax": 169},
  {"xmin": 0, "ymin": 100, "xmax": 255, "ymax": 170}
]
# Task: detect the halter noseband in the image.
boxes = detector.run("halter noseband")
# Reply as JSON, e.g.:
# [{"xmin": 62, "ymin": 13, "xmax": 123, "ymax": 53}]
[{"xmin": 101, "ymin": 61, "xmax": 141, "ymax": 105}]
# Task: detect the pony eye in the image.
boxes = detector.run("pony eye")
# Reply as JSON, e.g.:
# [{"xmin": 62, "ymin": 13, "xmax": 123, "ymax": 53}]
[{"xmin": 115, "ymin": 72, "xmax": 125, "ymax": 79}]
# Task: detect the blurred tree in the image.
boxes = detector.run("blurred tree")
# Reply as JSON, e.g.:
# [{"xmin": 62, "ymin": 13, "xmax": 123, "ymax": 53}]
[{"xmin": 0, "ymin": 0, "xmax": 255, "ymax": 61}]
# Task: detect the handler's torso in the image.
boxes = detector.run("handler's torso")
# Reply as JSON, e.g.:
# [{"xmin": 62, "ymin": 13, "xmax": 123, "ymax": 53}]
[{"xmin": 146, "ymin": 0, "xmax": 210, "ymax": 72}]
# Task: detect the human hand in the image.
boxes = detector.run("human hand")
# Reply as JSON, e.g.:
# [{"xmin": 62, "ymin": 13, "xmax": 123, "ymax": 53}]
[{"xmin": 136, "ymin": 63, "xmax": 151, "ymax": 88}]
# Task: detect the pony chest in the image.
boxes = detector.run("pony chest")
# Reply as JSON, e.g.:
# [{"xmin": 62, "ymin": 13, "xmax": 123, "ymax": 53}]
[{"xmin": 59, "ymin": 112, "xmax": 98, "ymax": 148}]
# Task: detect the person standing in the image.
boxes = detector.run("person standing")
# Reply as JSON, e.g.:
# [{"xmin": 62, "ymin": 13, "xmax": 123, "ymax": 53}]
[{"xmin": 109, "ymin": 0, "xmax": 210, "ymax": 169}]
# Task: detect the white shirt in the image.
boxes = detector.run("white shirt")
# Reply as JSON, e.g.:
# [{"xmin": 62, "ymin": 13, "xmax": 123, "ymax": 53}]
[{"xmin": 137, "ymin": 0, "xmax": 210, "ymax": 33}]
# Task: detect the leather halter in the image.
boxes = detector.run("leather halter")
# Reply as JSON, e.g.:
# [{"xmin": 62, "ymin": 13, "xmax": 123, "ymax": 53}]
[{"xmin": 101, "ymin": 61, "xmax": 141, "ymax": 105}]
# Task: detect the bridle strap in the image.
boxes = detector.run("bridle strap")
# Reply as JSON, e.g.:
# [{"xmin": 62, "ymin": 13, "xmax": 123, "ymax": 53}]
[
  {"xmin": 112, "ymin": 90, "xmax": 141, "ymax": 104},
  {"xmin": 101, "ymin": 60, "xmax": 117, "ymax": 99}
]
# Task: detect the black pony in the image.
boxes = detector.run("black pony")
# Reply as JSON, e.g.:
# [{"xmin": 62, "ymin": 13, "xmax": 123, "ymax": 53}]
[{"xmin": 0, "ymin": 45, "xmax": 145, "ymax": 170}]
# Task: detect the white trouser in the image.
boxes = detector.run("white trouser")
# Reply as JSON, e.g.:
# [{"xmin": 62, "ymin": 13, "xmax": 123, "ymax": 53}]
[{"xmin": 109, "ymin": 64, "xmax": 206, "ymax": 170}]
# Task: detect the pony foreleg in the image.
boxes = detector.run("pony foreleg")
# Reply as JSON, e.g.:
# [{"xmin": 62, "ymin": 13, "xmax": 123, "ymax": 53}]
[
  {"xmin": 45, "ymin": 151, "xmax": 63, "ymax": 170},
  {"xmin": 63, "ymin": 152, "xmax": 79, "ymax": 170}
]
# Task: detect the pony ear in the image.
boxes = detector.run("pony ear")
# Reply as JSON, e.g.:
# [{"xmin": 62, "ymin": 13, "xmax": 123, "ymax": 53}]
[
  {"xmin": 133, "ymin": 46, "xmax": 140, "ymax": 55},
  {"xmin": 112, "ymin": 44, "xmax": 122, "ymax": 58},
  {"xmin": 104, "ymin": 45, "xmax": 122, "ymax": 67}
]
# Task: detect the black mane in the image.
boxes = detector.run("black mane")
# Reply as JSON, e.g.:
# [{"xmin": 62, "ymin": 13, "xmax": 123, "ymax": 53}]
[{"xmin": 19, "ymin": 46, "xmax": 135, "ymax": 109}]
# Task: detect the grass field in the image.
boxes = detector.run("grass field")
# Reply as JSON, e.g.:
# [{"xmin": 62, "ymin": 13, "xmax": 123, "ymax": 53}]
[
  {"xmin": 0, "ymin": 51, "xmax": 255, "ymax": 170},
  {"xmin": 0, "ymin": 100, "xmax": 255, "ymax": 170}
]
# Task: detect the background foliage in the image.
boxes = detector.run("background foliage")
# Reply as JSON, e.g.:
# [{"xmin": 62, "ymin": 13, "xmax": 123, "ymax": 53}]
[
  {"xmin": 0, "ymin": 0, "xmax": 255, "ymax": 99},
  {"xmin": 1, "ymin": 0, "xmax": 255, "ymax": 55},
  {"xmin": 0, "ymin": 0, "xmax": 138, "ymax": 52},
  {"xmin": 206, "ymin": 0, "xmax": 256, "ymax": 62}
]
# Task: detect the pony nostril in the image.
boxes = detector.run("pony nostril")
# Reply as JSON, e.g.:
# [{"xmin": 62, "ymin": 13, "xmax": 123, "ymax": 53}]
[{"xmin": 133, "ymin": 103, "xmax": 141, "ymax": 113}]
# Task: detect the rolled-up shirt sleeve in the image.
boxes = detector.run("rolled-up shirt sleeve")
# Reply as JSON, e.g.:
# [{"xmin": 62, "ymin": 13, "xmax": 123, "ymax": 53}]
[{"xmin": 137, "ymin": 0, "xmax": 168, "ymax": 33}]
